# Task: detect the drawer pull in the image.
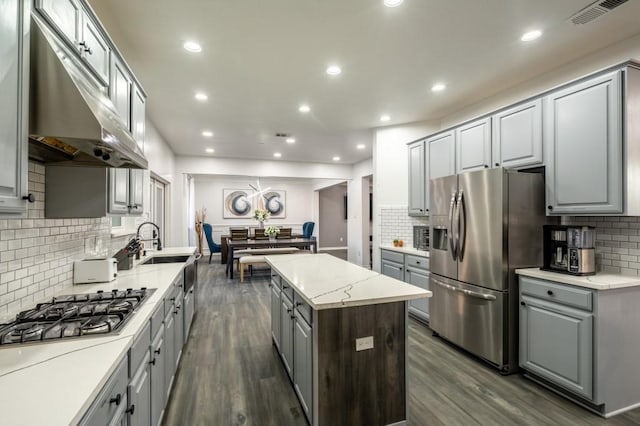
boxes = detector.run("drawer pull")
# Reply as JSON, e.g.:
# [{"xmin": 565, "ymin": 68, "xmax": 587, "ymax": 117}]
[
  {"xmin": 547, "ymin": 290, "xmax": 554, "ymax": 296},
  {"xmin": 416, "ymin": 261, "xmax": 420, "ymax": 264},
  {"xmin": 109, "ymin": 394, "xmax": 122, "ymax": 406}
]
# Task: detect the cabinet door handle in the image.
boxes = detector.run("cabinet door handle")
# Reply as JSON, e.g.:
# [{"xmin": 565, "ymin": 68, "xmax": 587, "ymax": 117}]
[
  {"xmin": 79, "ymin": 41, "xmax": 92, "ymax": 54},
  {"xmin": 406, "ymin": 268, "xmax": 411, "ymax": 273},
  {"xmin": 286, "ymin": 308, "xmax": 292, "ymax": 313},
  {"xmin": 295, "ymin": 302, "xmax": 303, "ymax": 307},
  {"xmin": 154, "ymin": 348, "xmax": 161, "ymax": 355},
  {"xmin": 109, "ymin": 394, "xmax": 122, "ymax": 406},
  {"xmin": 22, "ymin": 194, "xmax": 35, "ymax": 203},
  {"xmin": 495, "ymin": 163, "xmax": 500, "ymax": 167},
  {"xmin": 283, "ymin": 285, "xmax": 289, "ymax": 290},
  {"xmin": 520, "ymin": 301, "xmax": 525, "ymax": 306},
  {"xmin": 149, "ymin": 358, "xmax": 156, "ymax": 366},
  {"xmin": 547, "ymin": 290, "xmax": 554, "ymax": 296},
  {"xmin": 484, "ymin": 164, "xmax": 489, "ymax": 168},
  {"xmin": 126, "ymin": 404, "xmax": 135, "ymax": 415},
  {"xmin": 547, "ymin": 205, "xmax": 553, "ymax": 210}
]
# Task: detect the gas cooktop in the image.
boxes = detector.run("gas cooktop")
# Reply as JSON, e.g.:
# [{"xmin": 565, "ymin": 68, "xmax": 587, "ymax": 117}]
[{"xmin": 0, "ymin": 288, "xmax": 154, "ymax": 346}]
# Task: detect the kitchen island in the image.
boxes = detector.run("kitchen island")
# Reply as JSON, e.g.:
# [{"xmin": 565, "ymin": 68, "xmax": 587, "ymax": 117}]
[
  {"xmin": 0, "ymin": 247, "xmax": 197, "ymax": 426},
  {"xmin": 265, "ymin": 253, "xmax": 431, "ymax": 426}
]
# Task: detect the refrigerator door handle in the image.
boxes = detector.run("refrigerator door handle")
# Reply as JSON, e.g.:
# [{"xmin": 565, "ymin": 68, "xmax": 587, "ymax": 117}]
[
  {"xmin": 448, "ymin": 192, "xmax": 457, "ymax": 261},
  {"xmin": 431, "ymin": 277, "xmax": 497, "ymax": 301},
  {"xmin": 457, "ymin": 190, "xmax": 466, "ymax": 261}
]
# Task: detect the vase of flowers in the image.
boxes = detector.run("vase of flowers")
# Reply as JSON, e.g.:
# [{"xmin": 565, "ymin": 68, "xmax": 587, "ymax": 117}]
[
  {"xmin": 264, "ymin": 225, "xmax": 280, "ymax": 241},
  {"xmin": 253, "ymin": 208, "xmax": 270, "ymax": 228}
]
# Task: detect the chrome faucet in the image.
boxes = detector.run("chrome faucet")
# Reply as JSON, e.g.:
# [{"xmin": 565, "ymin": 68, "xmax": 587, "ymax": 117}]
[{"xmin": 136, "ymin": 221, "xmax": 163, "ymax": 253}]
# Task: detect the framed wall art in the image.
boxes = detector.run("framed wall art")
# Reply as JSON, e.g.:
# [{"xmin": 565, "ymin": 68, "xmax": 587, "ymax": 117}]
[
  {"xmin": 223, "ymin": 189, "xmax": 253, "ymax": 218},
  {"xmin": 262, "ymin": 190, "xmax": 286, "ymax": 219}
]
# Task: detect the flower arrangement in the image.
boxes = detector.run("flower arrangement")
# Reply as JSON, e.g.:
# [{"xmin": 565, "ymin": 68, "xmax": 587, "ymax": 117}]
[
  {"xmin": 264, "ymin": 226, "xmax": 280, "ymax": 238},
  {"xmin": 253, "ymin": 208, "xmax": 270, "ymax": 222}
]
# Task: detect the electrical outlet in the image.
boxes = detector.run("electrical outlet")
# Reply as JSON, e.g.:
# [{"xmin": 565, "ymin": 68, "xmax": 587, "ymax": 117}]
[{"xmin": 355, "ymin": 336, "xmax": 374, "ymax": 351}]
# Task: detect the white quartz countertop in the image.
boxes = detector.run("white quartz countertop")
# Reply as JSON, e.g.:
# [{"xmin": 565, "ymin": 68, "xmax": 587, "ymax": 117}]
[
  {"xmin": 380, "ymin": 245, "xmax": 429, "ymax": 257},
  {"xmin": 0, "ymin": 247, "xmax": 196, "ymax": 426},
  {"xmin": 515, "ymin": 268, "xmax": 640, "ymax": 290},
  {"xmin": 265, "ymin": 253, "xmax": 431, "ymax": 310}
]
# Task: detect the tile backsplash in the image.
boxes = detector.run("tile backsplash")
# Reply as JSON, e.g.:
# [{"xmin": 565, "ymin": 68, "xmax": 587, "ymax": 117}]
[
  {"xmin": 564, "ymin": 216, "xmax": 640, "ymax": 276},
  {"xmin": 0, "ymin": 162, "xmax": 126, "ymax": 316},
  {"xmin": 379, "ymin": 205, "xmax": 429, "ymax": 247}
]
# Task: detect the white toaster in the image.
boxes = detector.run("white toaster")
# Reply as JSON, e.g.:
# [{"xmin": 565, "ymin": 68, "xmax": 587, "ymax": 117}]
[{"xmin": 74, "ymin": 258, "xmax": 118, "ymax": 284}]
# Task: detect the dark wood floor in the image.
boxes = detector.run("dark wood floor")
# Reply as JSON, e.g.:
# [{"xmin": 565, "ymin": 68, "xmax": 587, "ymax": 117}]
[{"xmin": 163, "ymin": 261, "xmax": 640, "ymax": 425}]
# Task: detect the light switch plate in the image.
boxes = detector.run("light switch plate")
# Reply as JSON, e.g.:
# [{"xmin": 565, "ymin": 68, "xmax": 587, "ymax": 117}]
[{"xmin": 355, "ymin": 336, "xmax": 374, "ymax": 351}]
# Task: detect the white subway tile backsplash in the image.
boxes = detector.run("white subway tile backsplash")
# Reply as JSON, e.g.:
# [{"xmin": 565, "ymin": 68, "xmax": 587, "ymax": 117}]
[
  {"xmin": 379, "ymin": 205, "xmax": 428, "ymax": 248},
  {"xmin": 0, "ymin": 161, "xmax": 113, "ymax": 314}
]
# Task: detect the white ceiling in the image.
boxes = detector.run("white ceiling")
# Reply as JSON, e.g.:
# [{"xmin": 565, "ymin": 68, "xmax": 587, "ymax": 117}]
[{"xmin": 88, "ymin": 0, "xmax": 640, "ymax": 165}]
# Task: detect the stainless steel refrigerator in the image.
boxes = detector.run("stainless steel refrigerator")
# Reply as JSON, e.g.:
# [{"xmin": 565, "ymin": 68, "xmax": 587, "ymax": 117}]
[{"xmin": 429, "ymin": 167, "xmax": 549, "ymax": 373}]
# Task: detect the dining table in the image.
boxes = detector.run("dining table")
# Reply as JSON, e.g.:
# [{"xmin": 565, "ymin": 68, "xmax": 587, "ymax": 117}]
[
  {"xmin": 220, "ymin": 232, "xmax": 304, "ymax": 264},
  {"xmin": 225, "ymin": 237, "xmax": 317, "ymax": 279}
]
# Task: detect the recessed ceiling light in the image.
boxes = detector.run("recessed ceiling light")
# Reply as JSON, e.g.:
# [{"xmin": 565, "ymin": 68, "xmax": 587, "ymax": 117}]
[
  {"xmin": 183, "ymin": 40, "xmax": 202, "ymax": 53},
  {"xmin": 357, "ymin": 144, "xmax": 366, "ymax": 149},
  {"xmin": 274, "ymin": 152, "xmax": 282, "ymax": 158},
  {"xmin": 384, "ymin": 0, "xmax": 404, "ymax": 7},
  {"xmin": 194, "ymin": 92, "xmax": 208, "ymax": 101},
  {"xmin": 431, "ymin": 83, "xmax": 446, "ymax": 92},
  {"xmin": 332, "ymin": 156, "xmax": 340, "ymax": 161},
  {"xmin": 521, "ymin": 30, "xmax": 542, "ymax": 42},
  {"xmin": 298, "ymin": 104, "xmax": 311, "ymax": 113},
  {"xmin": 286, "ymin": 138, "xmax": 296, "ymax": 144},
  {"xmin": 202, "ymin": 130, "xmax": 213, "ymax": 137},
  {"xmin": 380, "ymin": 115, "xmax": 390, "ymax": 122},
  {"xmin": 326, "ymin": 65, "xmax": 342, "ymax": 76},
  {"xmin": 205, "ymin": 148, "xmax": 214, "ymax": 154}
]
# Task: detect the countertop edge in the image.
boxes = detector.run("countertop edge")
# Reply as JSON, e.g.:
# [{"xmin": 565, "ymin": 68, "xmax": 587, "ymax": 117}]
[
  {"xmin": 380, "ymin": 245, "xmax": 430, "ymax": 257},
  {"xmin": 515, "ymin": 267, "xmax": 640, "ymax": 290}
]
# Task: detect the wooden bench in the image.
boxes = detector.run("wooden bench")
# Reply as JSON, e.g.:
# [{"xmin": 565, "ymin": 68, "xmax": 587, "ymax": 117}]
[{"xmin": 238, "ymin": 248, "xmax": 303, "ymax": 282}]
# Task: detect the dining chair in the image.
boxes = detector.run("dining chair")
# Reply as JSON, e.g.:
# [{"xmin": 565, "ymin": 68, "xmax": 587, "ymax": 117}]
[
  {"xmin": 203, "ymin": 223, "xmax": 221, "ymax": 264},
  {"xmin": 254, "ymin": 228, "xmax": 268, "ymax": 240},
  {"xmin": 302, "ymin": 222, "xmax": 315, "ymax": 238},
  {"xmin": 277, "ymin": 227, "xmax": 292, "ymax": 239},
  {"xmin": 230, "ymin": 228, "xmax": 249, "ymax": 240}
]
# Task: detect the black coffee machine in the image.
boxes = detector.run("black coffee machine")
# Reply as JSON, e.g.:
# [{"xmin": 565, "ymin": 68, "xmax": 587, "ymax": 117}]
[{"xmin": 542, "ymin": 225, "xmax": 596, "ymax": 275}]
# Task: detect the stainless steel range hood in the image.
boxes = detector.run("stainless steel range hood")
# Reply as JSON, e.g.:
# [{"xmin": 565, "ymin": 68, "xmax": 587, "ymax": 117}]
[{"xmin": 28, "ymin": 15, "xmax": 147, "ymax": 169}]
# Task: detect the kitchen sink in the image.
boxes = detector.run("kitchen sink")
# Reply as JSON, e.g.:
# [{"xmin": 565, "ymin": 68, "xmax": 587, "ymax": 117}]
[{"xmin": 141, "ymin": 255, "xmax": 190, "ymax": 265}]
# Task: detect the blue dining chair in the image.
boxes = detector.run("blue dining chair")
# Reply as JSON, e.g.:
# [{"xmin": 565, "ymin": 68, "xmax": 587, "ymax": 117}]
[
  {"xmin": 203, "ymin": 223, "xmax": 221, "ymax": 264},
  {"xmin": 302, "ymin": 222, "xmax": 315, "ymax": 239}
]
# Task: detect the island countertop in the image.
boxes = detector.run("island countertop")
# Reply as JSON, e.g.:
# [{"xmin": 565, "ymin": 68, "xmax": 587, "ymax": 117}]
[{"xmin": 265, "ymin": 253, "xmax": 431, "ymax": 310}]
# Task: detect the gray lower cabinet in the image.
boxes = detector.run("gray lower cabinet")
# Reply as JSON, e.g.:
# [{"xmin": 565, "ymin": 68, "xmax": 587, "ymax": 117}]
[
  {"xmin": 280, "ymin": 291, "xmax": 294, "ymax": 378},
  {"xmin": 150, "ymin": 327, "xmax": 165, "ymax": 426},
  {"xmin": 0, "ymin": 0, "xmax": 29, "ymax": 215},
  {"xmin": 163, "ymin": 297, "xmax": 176, "ymax": 403},
  {"xmin": 270, "ymin": 277, "xmax": 282, "ymax": 349},
  {"xmin": 80, "ymin": 356, "xmax": 129, "ymax": 426},
  {"xmin": 174, "ymin": 289, "xmax": 185, "ymax": 368},
  {"xmin": 382, "ymin": 249, "xmax": 430, "ymax": 323},
  {"xmin": 520, "ymin": 292, "xmax": 593, "ymax": 399},
  {"xmin": 406, "ymin": 267, "xmax": 430, "ymax": 322},
  {"xmin": 293, "ymin": 312, "xmax": 313, "ymax": 420},
  {"xmin": 518, "ymin": 275, "xmax": 640, "ymax": 417},
  {"xmin": 128, "ymin": 352, "xmax": 152, "ymax": 426},
  {"xmin": 183, "ymin": 286, "xmax": 195, "ymax": 339}
]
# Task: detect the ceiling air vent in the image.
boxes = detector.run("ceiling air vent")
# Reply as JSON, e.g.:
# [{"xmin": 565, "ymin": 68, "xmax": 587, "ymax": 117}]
[{"xmin": 569, "ymin": 0, "xmax": 629, "ymax": 25}]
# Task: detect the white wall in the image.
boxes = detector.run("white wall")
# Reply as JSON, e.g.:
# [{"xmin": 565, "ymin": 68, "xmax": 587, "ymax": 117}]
[
  {"xmin": 193, "ymin": 175, "xmax": 315, "ymax": 244},
  {"xmin": 371, "ymin": 121, "xmax": 439, "ymax": 271},
  {"xmin": 347, "ymin": 159, "xmax": 373, "ymax": 266}
]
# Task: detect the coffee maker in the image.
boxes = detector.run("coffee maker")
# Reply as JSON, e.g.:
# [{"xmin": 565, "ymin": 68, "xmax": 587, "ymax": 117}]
[{"xmin": 542, "ymin": 225, "xmax": 596, "ymax": 275}]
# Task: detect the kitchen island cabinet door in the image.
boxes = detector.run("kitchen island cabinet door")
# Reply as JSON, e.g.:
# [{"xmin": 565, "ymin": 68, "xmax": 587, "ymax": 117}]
[
  {"xmin": 520, "ymin": 296, "xmax": 593, "ymax": 400},
  {"xmin": 270, "ymin": 282, "xmax": 282, "ymax": 349},
  {"xmin": 493, "ymin": 99, "xmax": 543, "ymax": 169},
  {"xmin": 0, "ymin": 0, "xmax": 29, "ymax": 215},
  {"xmin": 456, "ymin": 117, "xmax": 491, "ymax": 173},
  {"xmin": 544, "ymin": 70, "xmax": 623, "ymax": 215},
  {"xmin": 280, "ymin": 292, "xmax": 294, "ymax": 379},
  {"xmin": 293, "ymin": 315, "xmax": 313, "ymax": 421}
]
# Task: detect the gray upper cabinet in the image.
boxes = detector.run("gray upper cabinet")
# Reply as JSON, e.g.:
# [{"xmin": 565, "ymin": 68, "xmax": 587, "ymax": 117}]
[
  {"xmin": 544, "ymin": 70, "xmax": 623, "ymax": 215},
  {"xmin": 129, "ymin": 169, "xmax": 145, "ymax": 215},
  {"xmin": 0, "ymin": 0, "xmax": 29, "ymax": 215},
  {"xmin": 455, "ymin": 117, "xmax": 491, "ymax": 173},
  {"xmin": 492, "ymin": 99, "xmax": 543, "ymax": 169},
  {"xmin": 36, "ymin": 0, "xmax": 81, "ymax": 48},
  {"xmin": 109, "ymin": 168, "xmax": 130, "ymax": 214},
  {"xmin": 111, "ymin": 58, "xmax": 132, "ymax": 129},
  {"xmin": 132, "ymin": 84, "xmax": 146, "ymax": 151},
  {"xmin": 408, "ymin": 140, "xmax": 427, "ymax": 216},
  {"xmin": 428, "ymin": 131, "xmax": 455, "ymax": 180},
  {"xmin": 79, "ymin": 12, "xmax": 110, "ymax": 84}
]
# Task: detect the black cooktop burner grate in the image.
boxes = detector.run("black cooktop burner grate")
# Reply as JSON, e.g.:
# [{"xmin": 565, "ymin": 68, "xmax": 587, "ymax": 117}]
[{"xmin": 0, "ymin": 288, "xmax": 154, "ymax": 346}]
